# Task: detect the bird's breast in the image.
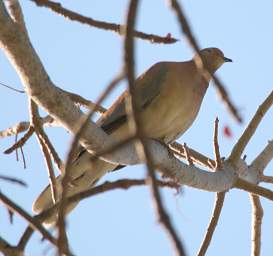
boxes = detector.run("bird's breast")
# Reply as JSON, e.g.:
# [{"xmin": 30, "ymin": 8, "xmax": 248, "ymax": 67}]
[
  {"xmin": 140, "ymin": 72, "xmax": 205, "ymax": 143},
  {"xmin": 109, "ymin": 68, "xmax": 207, "ymax": 144}
]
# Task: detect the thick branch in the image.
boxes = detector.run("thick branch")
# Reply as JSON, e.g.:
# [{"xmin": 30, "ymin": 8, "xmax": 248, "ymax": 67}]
[{"xmin": 250, "ymin": 140, "xmax": 273, "ymax": 176}]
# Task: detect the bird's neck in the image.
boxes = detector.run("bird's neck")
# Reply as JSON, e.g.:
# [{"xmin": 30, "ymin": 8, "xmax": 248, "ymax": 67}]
[
  {"xmin": 198, "ymin": 77, "xmax": 210, "ymax": 96},
  {"xmin": 191, "ymin": 61, "xmax": 211, "ymax": 96}
]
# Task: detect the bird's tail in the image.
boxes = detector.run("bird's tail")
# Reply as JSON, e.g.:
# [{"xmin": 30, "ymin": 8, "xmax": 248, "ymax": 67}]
[{"xmin": 32, "ymin": 152, "xmax": 116, "ymax": 225}]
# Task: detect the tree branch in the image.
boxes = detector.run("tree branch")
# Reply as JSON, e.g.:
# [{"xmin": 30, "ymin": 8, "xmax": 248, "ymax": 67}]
[
  {"xmin": 197, "ymin": 192, "xmax": 225, "ymax": 256},
  {"xmin": 250, "ymin": 140, "xmax": 273, "ymax": 176},
  {"xmin": 0, "ymin": 191, "xmax": 57, "ymax": 247},
  {"xmin": 0, "ymin": 236, "xmax": 23, "ymax": 256},
  {"xmin": 30, "ymin": 100, "xmax": 59, "ymax": 203},
  {"xmin": 124, "ymin": 1, "xmax": 185, "ymax": 255},
  {"xmin": 250, "ymin": 194, "xmax": 263, "ymax": 256},
  {"xmin": 229, "ymin": 90, "xmax": 273, "ymax": 164},
  {"xmin": 0, "ymin": 174, "xmax": 27, "ymax": 187},
  {"xmin": 18, "ymin": 178, "xmax": 179, "ymax": 250},
  {"xmin": 170, "ymin": 142, "xmax": 216, "ymax": 168},
  {"xmin": 30, "ymin": 0, "xmax": 178, "ymax": 44}
]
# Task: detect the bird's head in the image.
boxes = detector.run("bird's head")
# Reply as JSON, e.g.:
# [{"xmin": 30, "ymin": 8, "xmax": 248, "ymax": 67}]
[{"xmin": 195, "ymin": 47, "xmax": 232, "ymax": 74}]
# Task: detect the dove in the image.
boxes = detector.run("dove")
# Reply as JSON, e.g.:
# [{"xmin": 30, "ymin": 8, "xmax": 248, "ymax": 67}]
[{"xmin": 33, "ymin": 47, "xmax": 232, "ymax": 224}]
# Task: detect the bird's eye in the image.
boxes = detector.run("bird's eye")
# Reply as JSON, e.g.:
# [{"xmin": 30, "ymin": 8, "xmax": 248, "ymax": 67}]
[{"xmin": 207, "ymin": 49, "xmax": 212, "ymax": 53}]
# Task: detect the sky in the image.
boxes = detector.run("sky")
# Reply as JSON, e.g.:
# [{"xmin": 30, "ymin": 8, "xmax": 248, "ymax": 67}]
[{"xmin": 1, "ymin": 0, "xmax": 273, "ymax": 255}]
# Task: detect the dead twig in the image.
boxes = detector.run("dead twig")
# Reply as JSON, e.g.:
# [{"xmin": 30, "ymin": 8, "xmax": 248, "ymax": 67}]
[
  {"xmin": 213, "ymin": 117, "xmax": 221, "ymax": 169},
  {"xmin": 19, "ymin": 146, "xmax": 26, "ymax": 169},
  {"xmin": 0, "ymin": 81, "xmax": 24, "ymax": 93},
  {"xmin": 183, "ymin": 143, "xmax": 193, "ymax": 166},
  {"xmin": 170, "ymin": 142, "xmax": 216, "ymax": 169},
  {"xmin": 31, "ymin": 0, "xmax": 178, "ymax": 44},
  {"xmin": 0, "ymin": 174, "xmax": 27, "ymax": 187}
]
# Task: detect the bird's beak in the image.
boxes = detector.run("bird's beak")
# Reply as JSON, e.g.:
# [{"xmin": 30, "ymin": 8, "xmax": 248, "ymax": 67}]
[{"xmin": 223, "ymin": 56, "xmax": 233, "ymax": 62}]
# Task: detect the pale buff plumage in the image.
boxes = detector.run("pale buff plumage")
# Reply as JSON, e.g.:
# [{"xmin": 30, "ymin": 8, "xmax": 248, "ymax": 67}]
[{"xmin": 33, "ymin": 48, "xmax": 232, "ymax": 224}]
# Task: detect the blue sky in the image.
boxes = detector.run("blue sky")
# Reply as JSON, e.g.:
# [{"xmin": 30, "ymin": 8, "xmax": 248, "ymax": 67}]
[{"xmin": 1, "ymin": 0, "xmax": 273, "ymax": 255}]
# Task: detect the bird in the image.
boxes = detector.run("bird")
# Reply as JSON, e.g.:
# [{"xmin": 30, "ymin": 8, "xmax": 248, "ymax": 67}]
[{"xmin": 32, "ymin": 47, "xmax": 232, "ymax": 224}]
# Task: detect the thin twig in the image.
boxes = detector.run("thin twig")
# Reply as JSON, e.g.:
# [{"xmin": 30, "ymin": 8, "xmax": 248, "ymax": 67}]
[
  {"xmin": 4, "ymin": 127, "xmax": 35, "ymax": 154},
  {"xmin": 183, "ymin": 143, "xmax": 193, "ymax": 166},
  {"xmin": 250, "ymin": 194, "xmax": 263, "ymax": 256},
  {"xmin": 19, "ymin": 146, "xmax": 26, "ymax": 169},
  {"xmin": 0, "ymin": 122, "xmax": 30, "ymax": 139},
  {"xmin": 0, "ymin": 191, "xmax": 57, "ymax": 247},
  {"xmin": 169, "ymin": 0, "xmax": 242, "ymax": 123},
  {"xmin": 0, "ymin": 174, "xmax": 27, "ymax": 187},
  {"xmin": 60, "ymin": 89, "xmax": 107, "ymax": 114},
  {"xmin": 38, "ymin": 138, "xmax": 58, "ymax": 203},
  {"xmin": 124, "ymin": 1, "xmax": 185, "ymax": 255},
  {"xmin": 198, "ymin": 121, "xmax": 225, "ymax": 256},
  {"xmin": 15, "ymin": 133, "xmax": 19, "ymax": 161},
  {"xmin": 213, "ymin": 117, "xmax": 221, "ymax": 169},
  {"xmin": 17, "ymin": 227, "xmax": 33, "ymax": 250},
  {"xmin": 0, "ymin": 81, "xmax": 24, "ymax": 93},
  {"xmin": 37, "ymin": 138, "xmax": 58, "ymax": 203},
  {"xmin": 234, "ymin": 178, "xmax": 273, "ymax": 201},
  {"xmin": 31, "ymin": 103, "xmax": 63, "ymax": 172},
  {"xmin": 39, "ymin": 178, "xmax": 180, "ymax": 221},
  {"xmin": 39, "ymin": 130, "xmax": 63, "ymax": 172},
  {"xmin": 31, "ymin": 0, "xmax": 178, "ymax": 44},
  {"xmin": 260, "ymin": 175, "xmax": 273, "ymax": 184},
  {"xmin": 56, "ymin": 72, "xmax": 125, "ymax": 255},
  {"xmin": 197, "ymin": 192, "xmax": 225, "ymax": 256},
  {"xmin": 29, "ymin": 100, "xmax": 58, "ymax": 205},
  {"xmin": 229, "ymin": 90, "xmax": 273, "ymax": 164},
  {"xmin": 0, "ymin": 116, "xmax": 57, "ymax": 140},
  {"xmin": 8, "ymin": 208, "xmax": 14, "ymax": 224},
  {"xmin": 170, "ymin": 142, "xmax": 215, "ymax": 168},
  {"xmin": 17, "ymin": 178, "xmax": 179, "ymax": 249}
]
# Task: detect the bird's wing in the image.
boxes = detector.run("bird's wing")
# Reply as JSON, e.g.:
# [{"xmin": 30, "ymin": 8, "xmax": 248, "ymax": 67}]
[
  {"xmin": 97, "ymin": 62, "xmax": 168, "ymax": 134},
  {"xmin": 73, "ymin": 62, "xmax": 168, "ymax": 177}
]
